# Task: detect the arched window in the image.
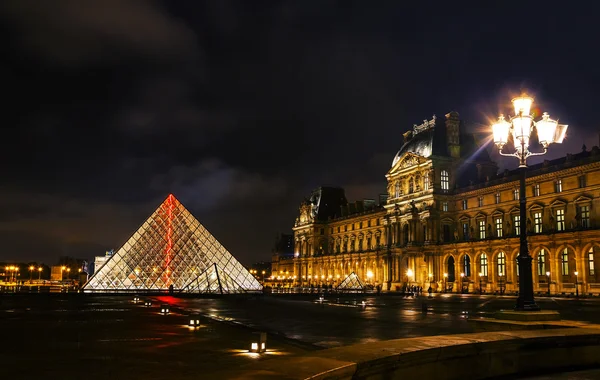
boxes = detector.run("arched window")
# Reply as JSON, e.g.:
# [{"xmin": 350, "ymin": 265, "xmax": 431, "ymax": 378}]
[
  {"xmin": 441, "ymin": 170, "xmax": 449, "ymax": 191},
  {"xmin": 480, "ymin": 253, "xmax": 488, "ymax": 276},
  {"xmin": 463, "ymin": 255, "xmax": 471, "ymax": 277},
  {"xmin": 589, "ymin": 247, "xmax": 596, "ymax": 276},
  {"xmin": 447, "ymin": 256, "xmax": 455, "ymax": 282},
  {"xmin": 497, "ymin": 252, "xmax": 506, "ymax": 277},
  {"xmin": 561, "ymin": 248, "xmax": 569, "ymax": 275},
  {"xmin": 537, "ymin": 249, "xmax": 546, "ymax": 276}
]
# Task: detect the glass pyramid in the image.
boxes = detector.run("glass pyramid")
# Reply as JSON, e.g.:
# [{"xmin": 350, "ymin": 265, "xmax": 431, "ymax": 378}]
[
  {"xmin": 336, "ymin": 272, "xmax": 364, "ymax": 291},
  {"xmin": 83, "ymin": 194, "xmax": 262, "ymax": 294}
]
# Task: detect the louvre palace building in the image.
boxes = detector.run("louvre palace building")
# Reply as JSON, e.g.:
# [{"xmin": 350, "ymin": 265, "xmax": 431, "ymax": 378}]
[{"xmin": 281, "ymin": 112, "xmax": 600, "ymax": 295}]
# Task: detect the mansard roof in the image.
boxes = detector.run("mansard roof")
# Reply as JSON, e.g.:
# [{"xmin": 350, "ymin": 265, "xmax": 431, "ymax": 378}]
[{"xmin": 391, "ymin": 113, "xmax": 492, "ymax": 166}]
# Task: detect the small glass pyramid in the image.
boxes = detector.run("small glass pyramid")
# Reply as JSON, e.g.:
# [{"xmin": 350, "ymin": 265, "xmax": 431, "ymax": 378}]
[
  {"xmin": 336, "ymin": 272, "xmax": 364, "ymax": 291},
  {"xmin": 83, "ymin": 194, "xmax": 262, "ymax": 294}
]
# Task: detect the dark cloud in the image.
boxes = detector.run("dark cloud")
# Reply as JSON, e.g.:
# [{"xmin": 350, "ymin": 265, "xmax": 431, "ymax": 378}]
[{"xmin": 1, "ymin": 0, "xmax": 599, "ymax": 265}]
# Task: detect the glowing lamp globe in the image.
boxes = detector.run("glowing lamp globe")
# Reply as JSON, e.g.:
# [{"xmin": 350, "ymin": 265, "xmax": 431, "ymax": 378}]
[
  {"xmin": 512, "ymin": 94, "xmax": 534, "ymax": 116},
  {"xmin": 492, "ymin": 114, "xmax": 511, "ymax": 148},
  {"xmin": 536, "ymin": 112, "xmax": 558, "ymax": 148}
]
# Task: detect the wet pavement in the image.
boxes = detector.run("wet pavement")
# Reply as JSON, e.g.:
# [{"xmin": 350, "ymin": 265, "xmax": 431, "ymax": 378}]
[{"xmin": 1, "ymin": 293, "xmax": 600, "ymax": 379}]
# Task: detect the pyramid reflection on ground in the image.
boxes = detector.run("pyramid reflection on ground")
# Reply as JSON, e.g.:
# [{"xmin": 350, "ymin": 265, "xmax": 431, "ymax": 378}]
[
  {"xmin": 336, "ymin": 272, "xmax": 364, "ymax": 291},
  {"xmin": 83, "ymin": 194, "xmax": 262, "ymax": 294}
]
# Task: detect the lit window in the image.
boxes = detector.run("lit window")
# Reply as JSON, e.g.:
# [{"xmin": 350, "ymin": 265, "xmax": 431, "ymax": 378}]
[
  {"xmin": 561, "ymin": 248, "xmax": 569, "ymax": 275},
  {"xmin": 495, "ymin": 217, "xmax": 503, "ymax": 238},
  {"xmin": 589, "ymin": 247, "xmax": 595, "ymax": 276},
  {"xmin": 480, "ymin": 253, "xmax": 488, "ymax": 276},
  {"xmin": 479, "ymin": 220, "xmax": 486, "ymax": 239},
  {"xmin": 442, "ymin": 202, "xmax": 448, "ymax": 212},
  {"xmin": 555, "ymin": 179, "xmax": 562, "ymax": 193},
  {"xmin": 513, "ymin": 215, "xmax": 520, "ymax": 236},
  {"xmin": 533, "ymin": 184, "xmax": 540, "ymax": 197},
  {"xmin": 579, "ymin": 175, "xmax": 586, "ymax": 188},
  {"xmin": 463, "ymin": 255, "xmax": 471, "ymax": 277},
  {"xmin": 579, "ymin": 205, "xmax": 590, "ymax": 228},
  {"xmin": 409, "ymin": 178, "xmax": 414, "ymax": 194},
  {"xmin": 462, "ymin": 199, "xmax": 468, "ymax": 210},
  {"xmin": 424, "ymin": 172, "xmax": 430, "ymax": 190},
  {"xmin": 538, "ymin": 249, "xmax": 546, "ymax": 276},
  {"xmin": 441, "ymin": 170, "xmax": 449, "ymax": 191},
  {"xmin": 495, "ymin": 192, "xmax": 501, "ymax": 204},
  {"xmin": 497, "ymin": 252, "xmax": 506, "ymax": 277},
  {"xmin": 534, "ymin": 212, "xmax": 543, "ymax": 233},
  {"xmin": 478, "ymin": 197, "xmax": 483, "ymax": 207},
  {"xmin": 513, "ymin": 189, "xmax": 519, "ymax": 200},
  {"xmin": 556, "ymin": 209, "xmax": 565, "ymax": 231}
]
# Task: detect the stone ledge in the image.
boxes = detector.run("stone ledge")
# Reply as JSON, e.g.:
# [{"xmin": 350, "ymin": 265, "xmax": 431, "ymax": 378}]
[{"xmin": 229, "ymin": 328, "xmax": 600, "ymax": 380}]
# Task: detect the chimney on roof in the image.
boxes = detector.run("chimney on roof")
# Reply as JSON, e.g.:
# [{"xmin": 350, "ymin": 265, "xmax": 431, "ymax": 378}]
[{"xmin": 445, "ymin": 112, "xmax": 461, "ymax": 158}]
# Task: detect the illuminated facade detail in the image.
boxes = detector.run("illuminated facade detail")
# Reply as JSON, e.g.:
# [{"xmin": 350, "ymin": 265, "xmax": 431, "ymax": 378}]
[
  {"xmin": 83, "ymin": 194, "xmax": 262, "ymax": 293},
  {"xmin": 285, "ymin": 111, "xmax": 600, "ymax": 295}
]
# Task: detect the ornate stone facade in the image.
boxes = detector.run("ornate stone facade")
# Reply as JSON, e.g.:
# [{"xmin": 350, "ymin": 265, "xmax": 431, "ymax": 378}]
[{"xmin": 288, "ymin": 112, "xmax": 600, "ymax": 295}]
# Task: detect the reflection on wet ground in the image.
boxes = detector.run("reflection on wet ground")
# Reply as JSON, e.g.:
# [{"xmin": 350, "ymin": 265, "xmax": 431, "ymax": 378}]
[{"xmin": 1, "ymin": 293, "xmax": 599, "ymax": 379}]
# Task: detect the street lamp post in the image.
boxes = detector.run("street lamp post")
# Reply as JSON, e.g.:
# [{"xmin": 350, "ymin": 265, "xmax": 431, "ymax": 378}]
[
  {"xmin": 460, "ymin": 272, "xmax": 465, "ymax": 294},
  {"xmin": 479, "ymin": 272, "xmax": 483, "ymax": 295},
  {"xmin": 29, "ymin": 266, "xmax": 34, "ymax": 283},
  {"xmin": 546, "ymin": 271, "xmax": 551, "ymax": 296},
  {"xmin": 575, "ymin": 271, "xmax": 579, "ymax": 298},
  {"xmin": 492, "ymin": 94, "xmax": 568, "ymax": 311},
  {"xmin": 38, "ymin": 267, "xmax": 43, "ymax": 281}
]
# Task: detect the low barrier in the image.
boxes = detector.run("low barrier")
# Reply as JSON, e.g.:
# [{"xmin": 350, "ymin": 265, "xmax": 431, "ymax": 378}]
[{"xmin": 237, "ymin": 328, "xmax": 600, "ymax": 379}]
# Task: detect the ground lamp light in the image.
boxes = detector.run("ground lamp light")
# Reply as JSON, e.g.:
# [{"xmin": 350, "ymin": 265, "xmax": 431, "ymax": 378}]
[
  {"xmin": 574, "ymin": 271, "xmax": 579, "ymax": 298},
  {"xmin": 133, "ymin": 295, "xmax": 140, "ymax": 303},
  {"xmin": 160, "ymin": 304, "xmax": 170, "ymax": 315},
  {"xmin": 492, "ymin": 93, "xmax": 567, "ymax": 311},
  {"xmin": 250, "ymin": 332, "xmax": 267, "ymax": 353},
  {"xmin": 189, "ymin": 315, "xmax": 201, "ymax": 327},
  {"xmin": 144, "ymin": 300, "xmax": 152, "ymax": 307}
]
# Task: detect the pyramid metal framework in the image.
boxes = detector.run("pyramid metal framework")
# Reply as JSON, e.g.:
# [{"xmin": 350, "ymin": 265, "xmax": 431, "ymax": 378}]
[
  {"xmin": 83, "ymin": 194, "xmax": 262, "ymax": 294},
  {"xmin": 336, "ymin": 272, "xmax": 364, "ymax": 291}
]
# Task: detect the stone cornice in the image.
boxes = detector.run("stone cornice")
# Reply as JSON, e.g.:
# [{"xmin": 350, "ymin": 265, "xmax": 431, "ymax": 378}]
[{"xmin": 458, "ymin": 160, "xmax": 600, "ymax": 197}]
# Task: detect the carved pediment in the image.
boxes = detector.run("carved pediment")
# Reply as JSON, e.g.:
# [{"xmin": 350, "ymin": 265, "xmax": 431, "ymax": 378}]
[
  {"xmin": 441, "ymin": 217, "xmax": 455, "ymax": 224},
  {"xmin": 458, "ymin": 214, "xmax": 470, "ymax": 222},
  {"xmin": 508, "ymin": 206, "xmax": 520, "ymax": 214},
  {"xmin": 475, "ymin": 212, "xmax": 487, "ymax": 219},
  {"xmin": 575, "ymin": 195, "xmax": 593, "ymax": 204},
  {"xmin": 492, "ymin": 209, "xmax": 505, "ymax": 216},
  {"xmin": 550, "ymin": 198, "xmax": 568, "ymax": 208},
  {"xmin": 527, "ymin": 202, "xmax": 545, "ymax": 211}
]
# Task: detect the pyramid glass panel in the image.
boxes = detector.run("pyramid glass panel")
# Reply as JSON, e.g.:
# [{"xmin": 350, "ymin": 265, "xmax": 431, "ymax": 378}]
[
  {"xmin": 336, "ymin": 272, "xmax": 364, "ymax": 291},
  {"xmin": 83, "ymin": 194, "xmax": 262, "ymax": 293}
]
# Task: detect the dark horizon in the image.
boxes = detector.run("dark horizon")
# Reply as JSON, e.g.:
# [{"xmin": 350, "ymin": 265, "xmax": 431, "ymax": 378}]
[{"xmin": 2, "ymin": 1, "xmax": 599, "ymax": 266}]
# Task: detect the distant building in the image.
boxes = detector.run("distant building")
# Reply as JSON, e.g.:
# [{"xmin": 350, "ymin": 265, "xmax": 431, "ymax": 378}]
[
  {"xmin": 93, "ymin": 250, "xmax": 113, "ymax": 275},
  {"xmin": 270, "ymin": 233, "xmax": 296, "ymax": 283},
  {"xmin": 291, "ymin": 112, "xmax": 600, "ymax": 295}
]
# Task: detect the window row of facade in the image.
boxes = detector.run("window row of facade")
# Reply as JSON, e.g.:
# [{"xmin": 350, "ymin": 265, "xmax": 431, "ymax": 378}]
[
  {"xmin": 451, "ymin": 247, "xmax": 597, "ymax": 280},
  {"xmin": 456, "ymin": 175, "xmax": 590, "ymax": 211}
]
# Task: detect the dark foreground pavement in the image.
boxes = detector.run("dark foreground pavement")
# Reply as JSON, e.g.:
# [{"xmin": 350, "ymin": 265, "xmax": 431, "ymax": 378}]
[{"xmin": 1, "ymin": 293, "xmax": 600, "ymax": 379}]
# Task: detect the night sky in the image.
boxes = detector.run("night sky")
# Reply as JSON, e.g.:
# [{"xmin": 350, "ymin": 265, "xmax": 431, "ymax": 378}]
[{"xmin": 1, "ymin": 1, "xmax": 599, "ymax": 266}]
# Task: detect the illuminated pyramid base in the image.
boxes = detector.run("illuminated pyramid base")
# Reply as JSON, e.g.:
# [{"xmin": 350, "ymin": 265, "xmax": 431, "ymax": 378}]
[
  {"xmin": 83, "ymin": 194, "xmax": 262, "ymax": 294},
  {"xmin": 336, "ymin": 272, "xmax": 364, "ymax": 291}
]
